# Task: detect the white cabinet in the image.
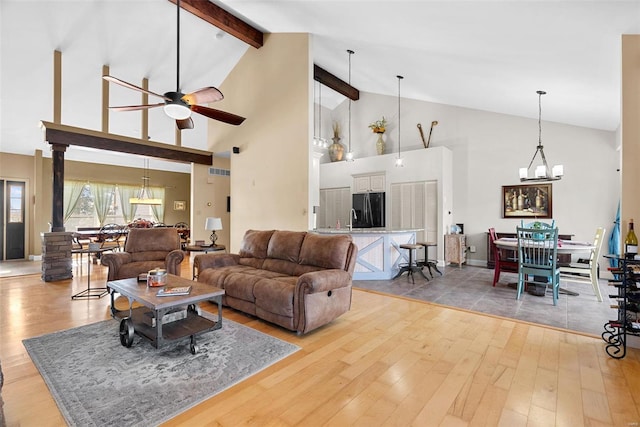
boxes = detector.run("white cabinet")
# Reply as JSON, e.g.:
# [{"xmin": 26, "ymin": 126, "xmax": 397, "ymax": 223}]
[
  {"xmin": 354, "ymin": 174, "xmax": 385, "ymax": 193},
  {"xmin": 390, "ymin": 181, "xmax": 437, "ymax": 244},
  {"xmin": 318, "ymin": 187, "xmax": 351, "ymax": 229}
]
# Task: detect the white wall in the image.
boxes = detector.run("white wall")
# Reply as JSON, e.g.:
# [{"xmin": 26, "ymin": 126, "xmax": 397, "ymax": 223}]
[
  {"xmin": 323, "ymin": 91, "xmax": 619, "ymax": 266},
  {"xmin": 208, "ymin": 33, "xmax": 312, "ymax": 252}
]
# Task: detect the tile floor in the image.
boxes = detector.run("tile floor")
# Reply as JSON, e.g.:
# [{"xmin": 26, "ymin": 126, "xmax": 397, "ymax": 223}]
[{"xmin": 353, "ymin": 264, "xmax": 615, "ymax": 337}]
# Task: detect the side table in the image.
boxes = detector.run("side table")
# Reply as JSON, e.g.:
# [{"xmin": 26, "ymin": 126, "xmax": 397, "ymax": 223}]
[
  {"xmin": 184, "ymin": 245, "xmax": 226, "ymax": 279},
  {"xmin": 71, "ymin": 247, "xmax": 111, "ymax": 299},
  {"xmin": 445, "ymin": 234, "xmax": 466, "ymax": 268},
  {"xmin": 184, "ymin": 244, "xmax": 226, "ymax": 254}
]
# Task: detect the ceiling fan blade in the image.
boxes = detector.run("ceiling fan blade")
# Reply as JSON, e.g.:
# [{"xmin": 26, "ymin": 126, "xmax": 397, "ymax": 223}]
[
  {"xmin": 181, "ymin": 87, "xmax": 224, "ymax": 105},
  {"xmin": 109, "ymin": 103, "xmax": 164, "ymax": 112},
  {"xmin": 176, "ymin": 118, "xmax": 194, "ymax": 130},
  {"xmin": 103, "ymin": 75, "xmax": 170, "ymax": 101},
  {"xmin": 191, "ymin": 104, "xmax": 245, "ymax": 126}
]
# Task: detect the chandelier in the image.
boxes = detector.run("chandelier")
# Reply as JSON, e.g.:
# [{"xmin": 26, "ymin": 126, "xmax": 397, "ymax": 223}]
[
  {"xmin": 519, "ymin": 90, "xmax": 563, "ymax": 182},
  {"xmin": 130, "ymin": 159, "xmax": 162, "ymax": 205}
]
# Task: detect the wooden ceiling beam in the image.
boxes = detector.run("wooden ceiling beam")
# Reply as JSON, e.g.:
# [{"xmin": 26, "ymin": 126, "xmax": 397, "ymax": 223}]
[
  {"xmin": 169, "ymin": 0, "xmax": 264, "ymax": 49},
  {"xmin": 40, "ymin": 121, "xmax": 213, "ymax": 165},
  {"xmin": 314, "ymin": 64, "xmax": 359, "ymax": 101}
]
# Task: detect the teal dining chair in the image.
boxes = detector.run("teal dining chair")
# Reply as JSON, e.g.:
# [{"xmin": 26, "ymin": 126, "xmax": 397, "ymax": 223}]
[{"xmin": 516, "ymin": 225, "xmax": 561, "ymax": 305}]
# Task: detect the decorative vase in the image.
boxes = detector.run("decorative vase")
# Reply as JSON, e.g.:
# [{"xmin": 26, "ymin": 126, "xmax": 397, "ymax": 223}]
[
  {"xmin": 376, "ymin": 133, "xmax": 385, "ymax": 155},
  {"xmin": 328, "ymin": 137, "xmax": 344, "ymax": 162}
]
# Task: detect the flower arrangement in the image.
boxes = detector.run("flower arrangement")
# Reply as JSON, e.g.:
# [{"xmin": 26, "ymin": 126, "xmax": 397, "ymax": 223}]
[{"xmin": 368, "ymin": 117, "xmax": 387, "ymax": 134}]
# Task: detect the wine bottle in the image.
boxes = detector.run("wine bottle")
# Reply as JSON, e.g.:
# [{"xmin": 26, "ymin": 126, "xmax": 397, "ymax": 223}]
[{"xmin": 625, "ymin": 219, "xmax": 638, "ymax": 259}]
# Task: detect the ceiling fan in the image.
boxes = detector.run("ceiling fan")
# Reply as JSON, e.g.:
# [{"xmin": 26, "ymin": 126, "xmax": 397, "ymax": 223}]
[{"xmin": 103, "ymin": 0, "xmax": 245, "ymax": 130}]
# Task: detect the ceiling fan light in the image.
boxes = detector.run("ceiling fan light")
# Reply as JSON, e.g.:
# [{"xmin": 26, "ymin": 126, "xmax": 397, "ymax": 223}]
[{"xmin": 164, "ymin": 103, "xmax": 191, "ymax": 120}]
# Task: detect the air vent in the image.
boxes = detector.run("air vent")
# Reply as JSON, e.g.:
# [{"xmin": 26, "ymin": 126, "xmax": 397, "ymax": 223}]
[{"xmin": 208, "ymin": 167, "xmax": 230, "ymax": 177}]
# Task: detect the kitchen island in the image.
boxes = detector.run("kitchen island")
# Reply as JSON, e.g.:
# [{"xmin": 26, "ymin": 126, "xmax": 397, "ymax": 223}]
[{"xmin": 313, "ymin": 228, "xmax": 423, "ymax": 280}]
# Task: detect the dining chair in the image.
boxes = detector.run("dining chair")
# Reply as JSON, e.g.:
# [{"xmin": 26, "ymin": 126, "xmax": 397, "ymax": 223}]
[
  {"xmin": 521, "ymin": 219, "xmax": 555, "ymax": 229},
  {"xmin": 174, "ymin": 222, "xmax": 190, "ymax": 249},
  {"xmin": 559, "ymin": 227, "xmax": 606, "ymax": 302},
  {"xmin": 97, "ymin": 223, "xmax": 124, "ymax": 252},
  {"xmin": 488, "ymin": 228, "xmax": 518, "ymax": 286},
  {"xmin": 516, "ymin": 225, "xmax": 560, "ymax": 305}
]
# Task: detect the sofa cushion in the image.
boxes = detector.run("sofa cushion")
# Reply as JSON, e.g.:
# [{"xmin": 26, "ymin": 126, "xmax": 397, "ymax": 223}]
[
  {"xmin": 214, "ymin": 265, "xmax": 291, "ymax": 303},
  {"xmin": 262, "ymin": 259, "xmax": 298, "ymax": 276},
  {"xmin": 299, "ymin": 233, "xmax": 352, "ymax": 270},
  {"xmin": 238, "ymin": 230, "xmax": 275, "ymax": 259},
  {"xmin": 117, "ymin": 261, "xmax": 168, "ymax": 280},
  {"xmin": 267, "ymin": 231, "xmax": 306, "ymax": 262},
  {"xmin": 124, "ymin": 228, "xmax": 180, "ymax": 253},
  {"xmin": 131, "ymin": 251, "xmax": 170, "ymax": 262},
  {"xmin": 254, "ymin": 278, "xmax": 298, "ymax": 317}
]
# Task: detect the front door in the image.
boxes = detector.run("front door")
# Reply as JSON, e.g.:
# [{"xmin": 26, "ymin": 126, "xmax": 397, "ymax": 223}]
[{"xmin": 2, "ymin": 180, "xmax": 26, "ymax": 260}]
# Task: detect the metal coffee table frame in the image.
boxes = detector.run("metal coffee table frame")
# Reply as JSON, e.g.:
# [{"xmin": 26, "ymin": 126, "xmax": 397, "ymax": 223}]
[{"xmin": 108, "ymin": 275, "xmax": 224, "ymax": 354}]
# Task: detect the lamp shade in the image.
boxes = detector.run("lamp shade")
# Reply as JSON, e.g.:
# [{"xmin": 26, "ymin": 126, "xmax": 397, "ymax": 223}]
[{"xmin": 204, "ymin": 217, "xmax": 222, "ymax": 231}]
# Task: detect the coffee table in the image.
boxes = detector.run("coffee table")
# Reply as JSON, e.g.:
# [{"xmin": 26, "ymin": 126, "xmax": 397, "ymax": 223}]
[{"xmin": 107, "ymin": 275, "xmax": 225, "ymax": 354}]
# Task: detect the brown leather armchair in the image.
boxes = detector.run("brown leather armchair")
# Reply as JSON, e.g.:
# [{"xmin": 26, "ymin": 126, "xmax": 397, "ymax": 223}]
[{"xmin": 101, "ymin": 228, "xmax": 185, "ymax": 281}]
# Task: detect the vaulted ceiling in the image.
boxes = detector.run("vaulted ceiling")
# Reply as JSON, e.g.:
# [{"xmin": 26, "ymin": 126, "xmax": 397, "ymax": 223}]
[{"xmin": 1, "ymin": 1, "xmax": 639, "ymax": 172}]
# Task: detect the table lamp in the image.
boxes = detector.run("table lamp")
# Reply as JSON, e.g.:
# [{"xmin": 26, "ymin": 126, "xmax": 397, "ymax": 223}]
[{"xmin": 204, "ymin": 217, "xmax": 222, "ymax": 246}]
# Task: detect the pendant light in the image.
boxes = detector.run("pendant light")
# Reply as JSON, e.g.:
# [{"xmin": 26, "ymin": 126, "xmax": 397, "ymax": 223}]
[
  {"xmin": 395, "ymin": 75, "xmax": 404, "ymax": 167},
  {"xmin": 345, "ymin": 49, "xmax": 355, "ymax": 162},
  {"xmin": 518, "ymin": 90, "xmax": 563, "ymax": 181},
  {"xmin": 130, "ymin": 159, "xmax": 162, "ymax": 205},
  {"xmin": 313, "ymin": 81, "xmax": 327, "ymax": 148}
]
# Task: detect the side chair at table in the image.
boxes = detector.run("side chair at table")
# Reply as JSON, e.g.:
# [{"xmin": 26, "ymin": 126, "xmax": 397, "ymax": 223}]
[
  {"xmin": 559, "ymin": 227, "xmax": 606, "ymax": 302},
  {"xmin": 516, "ymin": 225, "xmax": 561, "ymax": 305},
  {"xmin": 488, "ymin": 227, "xmax": 518, "ymax": 286}
]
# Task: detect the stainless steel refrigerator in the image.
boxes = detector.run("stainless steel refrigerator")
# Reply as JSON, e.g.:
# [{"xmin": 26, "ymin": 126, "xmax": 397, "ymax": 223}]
[{"xmin": 352, "ymin": 192, "xmax": 385, "ymax": 228}]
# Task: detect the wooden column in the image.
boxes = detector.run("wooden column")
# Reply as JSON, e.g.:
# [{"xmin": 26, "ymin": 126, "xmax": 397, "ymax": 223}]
[{"xmin": 50, "ymin": 143, "xmax": 67, "ymax": 232}]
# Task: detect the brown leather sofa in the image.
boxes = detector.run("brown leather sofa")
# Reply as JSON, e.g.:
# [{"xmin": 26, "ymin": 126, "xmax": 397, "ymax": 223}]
[
  {"xmin": 194, "ymin": 230, "xmax": 358, "ymax": 334},
  {"xmin": 101, "ymin": 228, "xmax": 185, "ymax": 281}
]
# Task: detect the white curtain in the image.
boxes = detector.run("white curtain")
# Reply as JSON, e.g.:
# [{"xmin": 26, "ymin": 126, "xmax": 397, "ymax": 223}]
[
  {"xmin": 118, "ymin": 184, "xmax": 138, "ymax": 224},
  {"xmin": 148, "ymin": 186, "xmax": 165, "ymax": 223},
  {"xmin": 63, "ymin": 180, "xmax": 85, "ymax": 223},
  {"xmin": 92, "ymin": 182, "xmax": 115, "ymax": 226}
]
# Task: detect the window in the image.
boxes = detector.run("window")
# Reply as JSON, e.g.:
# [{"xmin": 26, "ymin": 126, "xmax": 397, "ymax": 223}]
[
  {"xmin": 8, "ymin": 183, "xmax": 24, "ymax": 223},
  {"xmin": 64, "ymin": 181, "xmax": 161, "ymax": 230}
]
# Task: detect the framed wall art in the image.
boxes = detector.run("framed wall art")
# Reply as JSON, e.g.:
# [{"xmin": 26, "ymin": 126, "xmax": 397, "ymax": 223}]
[
  {"xmin": 502, "ymin": 183, "xmax": 552, "ymax": 218},
  {"xmin": 173, "ymin": 200, "xmax": 186, "ymax": 211}
]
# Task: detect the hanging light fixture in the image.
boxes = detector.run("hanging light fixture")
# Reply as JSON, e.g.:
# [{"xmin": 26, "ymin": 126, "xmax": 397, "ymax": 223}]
[
  {"xmin": 519, "ymin": 90, "xmax": 563, "ymax": 182},
  {"xmin": 313, "ymin": 81, "xmax": 328, "ymax": 148},
  {"xmin": 395, "ymin": 75, "xmax": 404, "ymax": 167},
  {"xmin": 130, "ymin": 159, "xmax": 162, "ymax": 205},
  {"xmin": 345, "ymin": 49, "xmax": 355, "ymax": 162}
]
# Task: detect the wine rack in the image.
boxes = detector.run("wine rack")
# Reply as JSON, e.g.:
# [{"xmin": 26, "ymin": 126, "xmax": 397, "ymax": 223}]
[{"xmin": 602, "ymin": 255, "xmax": 640, "ymax": 359}]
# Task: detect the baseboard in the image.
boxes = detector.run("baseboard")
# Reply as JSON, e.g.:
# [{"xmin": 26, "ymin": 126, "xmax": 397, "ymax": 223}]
[{"xmin": 29, "ymin": 255, "xmax": 42, "ymax": 261}]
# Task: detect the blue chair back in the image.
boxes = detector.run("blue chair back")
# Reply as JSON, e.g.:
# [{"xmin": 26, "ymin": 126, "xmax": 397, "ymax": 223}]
[{"xmin": 516, "ymin": 225, "xmax": 561, "ymax": 305}]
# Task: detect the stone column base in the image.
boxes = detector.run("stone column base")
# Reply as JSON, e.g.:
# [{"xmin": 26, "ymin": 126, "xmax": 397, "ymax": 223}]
[{"xmin": 41, "ymin": 232, "xmax": 73, "ymax": 282}]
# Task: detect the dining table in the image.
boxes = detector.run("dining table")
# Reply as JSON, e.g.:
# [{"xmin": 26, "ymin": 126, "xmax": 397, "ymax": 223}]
[{"xmin": 493, "ymin": 237, "xmax": 595, "ymax": 296}]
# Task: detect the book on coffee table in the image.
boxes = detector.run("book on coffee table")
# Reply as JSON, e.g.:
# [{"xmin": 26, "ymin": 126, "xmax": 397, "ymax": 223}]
[{"xmin": 157, "ymin": 286, "xmax": 191, "ymax": 297}]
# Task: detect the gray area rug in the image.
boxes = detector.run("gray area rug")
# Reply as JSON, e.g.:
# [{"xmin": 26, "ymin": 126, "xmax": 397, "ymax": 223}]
[{"xmin": 23, "ymin": 315, "xmax": 299, "ymax": 426}]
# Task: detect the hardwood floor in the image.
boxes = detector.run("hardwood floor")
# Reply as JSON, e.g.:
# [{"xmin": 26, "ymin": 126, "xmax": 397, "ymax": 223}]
[{"xmin": 2, "ymin": 258, "xmax": 640, "ymax": 426}]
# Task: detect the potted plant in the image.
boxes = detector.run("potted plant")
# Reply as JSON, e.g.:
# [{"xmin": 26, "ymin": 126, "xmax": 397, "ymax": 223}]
[{"xmin": 369, "ymin": 117, "xmax": 387, "ymax": 155}]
